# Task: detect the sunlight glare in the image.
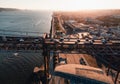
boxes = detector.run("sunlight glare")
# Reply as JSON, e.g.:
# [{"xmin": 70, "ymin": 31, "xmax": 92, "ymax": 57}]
[{"xmin": 0, "ymin": 0, "xmax": 119, "ymax": 10}]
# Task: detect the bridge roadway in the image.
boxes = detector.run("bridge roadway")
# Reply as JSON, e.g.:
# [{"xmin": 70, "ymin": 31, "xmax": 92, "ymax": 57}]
[{"xmin": 45, "ymin": 38, "xmax": 113, "ymax": 45}]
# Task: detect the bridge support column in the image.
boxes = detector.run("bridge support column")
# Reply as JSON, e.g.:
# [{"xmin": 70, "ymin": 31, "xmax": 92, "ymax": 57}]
[
  {"xmin": 43, "ymin": 48, "xmax": 50, "ymax": 84},
  {"xmin": 43, "ymin": 37, "xmax": 50, "ymax": 84},
  {"xmin": 107, "ymin": 67, "xmax": 110, "ymax": 76},
  {"xmin": 115, "ymin": 71, "xmax": 119, "ymax": 84}
]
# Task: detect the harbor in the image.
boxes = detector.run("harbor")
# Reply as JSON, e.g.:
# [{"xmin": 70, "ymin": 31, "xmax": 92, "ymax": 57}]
[{"xmin": 0, "ymin": 11, "xmax": 120, "ymax": 84}]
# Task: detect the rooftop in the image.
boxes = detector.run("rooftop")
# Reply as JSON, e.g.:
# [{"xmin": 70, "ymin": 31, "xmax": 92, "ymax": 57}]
[{"xmin": 55, "ymin": 64, "xmax": 114, "ymax": 84}]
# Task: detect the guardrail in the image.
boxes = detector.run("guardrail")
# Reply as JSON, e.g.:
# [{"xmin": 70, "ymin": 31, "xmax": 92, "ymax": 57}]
[{"xmin": 0, "ymin": 29, "xmax": 44, "ymax": 37}]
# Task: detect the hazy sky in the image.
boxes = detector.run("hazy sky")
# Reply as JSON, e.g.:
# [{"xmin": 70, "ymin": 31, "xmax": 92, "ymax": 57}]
[{"xmin": 0, "ymin": 0, "xmax": 120, "ymax": 11}]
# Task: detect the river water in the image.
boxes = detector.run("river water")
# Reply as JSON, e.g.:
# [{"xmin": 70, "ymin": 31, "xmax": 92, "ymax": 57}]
[{"xmin": 0, "ymin": 10, "xmax": 52, "ymax": 36}]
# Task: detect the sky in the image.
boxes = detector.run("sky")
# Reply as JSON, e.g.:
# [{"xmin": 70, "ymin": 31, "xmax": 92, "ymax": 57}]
[{"xmin": 0, "ymin": 0, "xmax": 120, "ymax": 11}]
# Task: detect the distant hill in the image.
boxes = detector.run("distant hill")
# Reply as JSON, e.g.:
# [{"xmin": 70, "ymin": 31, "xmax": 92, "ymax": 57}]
[{"xmin": 0, "ymin": 7, "xmax": 20, "ymax": 12}]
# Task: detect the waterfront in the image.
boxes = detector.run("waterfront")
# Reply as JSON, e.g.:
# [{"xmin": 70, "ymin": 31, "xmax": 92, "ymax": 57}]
[{"xmin": 0, "ymin": 10, "xmax": 120, "ymax": 84}]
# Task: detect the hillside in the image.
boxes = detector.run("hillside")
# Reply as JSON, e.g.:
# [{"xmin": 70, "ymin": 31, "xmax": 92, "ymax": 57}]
[{"xmin": 0, "ymin": 7, "xmax": 20, "ymax": 12}]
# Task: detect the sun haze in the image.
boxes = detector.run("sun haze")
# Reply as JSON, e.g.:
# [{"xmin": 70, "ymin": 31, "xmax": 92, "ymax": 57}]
[{"xmin": 0, "ymin": 0, "xmax": 120, "ymax": 11}]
